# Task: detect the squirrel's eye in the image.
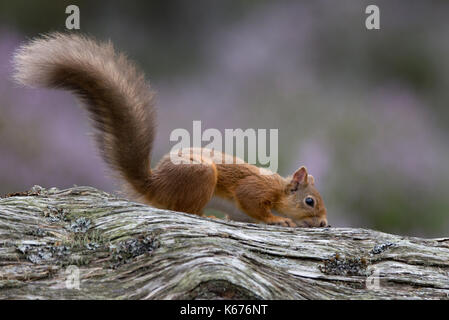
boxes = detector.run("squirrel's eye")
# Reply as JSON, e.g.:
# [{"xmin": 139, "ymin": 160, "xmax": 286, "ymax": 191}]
[{"xmin": 305, "ymin": 197, "xmax": 314, "ymax": 207}]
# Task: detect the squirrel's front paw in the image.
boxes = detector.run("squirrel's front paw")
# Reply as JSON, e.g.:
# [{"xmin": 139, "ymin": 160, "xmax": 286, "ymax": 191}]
[{"xmin": 267, "ymin": 217, "xmax": 297, "ymax": 228}]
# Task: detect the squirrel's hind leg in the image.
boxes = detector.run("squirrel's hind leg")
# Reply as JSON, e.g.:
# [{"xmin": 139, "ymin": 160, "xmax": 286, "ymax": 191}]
[{"xmin": 146, "ymin": 154, "xmax": 217, "ymax": 216}]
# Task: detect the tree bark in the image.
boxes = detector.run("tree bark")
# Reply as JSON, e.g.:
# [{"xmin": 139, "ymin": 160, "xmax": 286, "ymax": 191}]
[{"xmin": 0, "ymin": 186, "xmax": 448, "ymax": 299}]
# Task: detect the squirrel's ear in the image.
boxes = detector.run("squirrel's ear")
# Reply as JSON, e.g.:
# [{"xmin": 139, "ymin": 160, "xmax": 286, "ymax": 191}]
[
  {"xmin": 292, "ymin": 166, "xmax": 308, "ymax": 185},
  {"xmin": 308, "ymin": 174, "xmax": 315, "ymax": 185}
]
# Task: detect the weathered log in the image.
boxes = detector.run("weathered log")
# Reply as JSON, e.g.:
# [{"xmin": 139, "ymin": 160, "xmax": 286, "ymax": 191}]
[{"xmin": 0, "ymin": 186, "xmax": 448, "ymax": 299}]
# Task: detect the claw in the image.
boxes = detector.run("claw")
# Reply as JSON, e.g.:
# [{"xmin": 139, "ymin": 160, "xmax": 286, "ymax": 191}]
[{"xmin": 268, "ymin": 217, "xmax": 297, "ymax": 228}]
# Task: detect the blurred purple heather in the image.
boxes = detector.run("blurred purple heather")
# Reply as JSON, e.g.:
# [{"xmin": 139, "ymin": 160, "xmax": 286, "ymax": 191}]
[{"xmin": 0, "ymin": 30, "xmax": 113, "ymax": 193}]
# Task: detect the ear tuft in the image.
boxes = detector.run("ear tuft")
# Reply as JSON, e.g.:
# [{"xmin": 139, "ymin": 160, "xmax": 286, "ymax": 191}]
[
  {"xmin": 292, "ymin": 166, "xmax": 308, "ymax": 185},
  {"xmin": 308, "ymin": 174, "xmax": 315, "ymax": 185}
]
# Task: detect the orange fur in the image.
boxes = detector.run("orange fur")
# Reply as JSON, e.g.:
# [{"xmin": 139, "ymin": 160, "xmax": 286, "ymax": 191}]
[{"xmin": 13, "ymin": 33, "xmax": 327, "ymax": 228}]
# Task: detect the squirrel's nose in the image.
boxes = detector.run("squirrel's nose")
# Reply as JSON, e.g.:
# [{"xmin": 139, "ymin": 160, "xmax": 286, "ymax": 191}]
[{"xmin": 319, "ymin": 219, "xmax": 328, "ymax": 227}]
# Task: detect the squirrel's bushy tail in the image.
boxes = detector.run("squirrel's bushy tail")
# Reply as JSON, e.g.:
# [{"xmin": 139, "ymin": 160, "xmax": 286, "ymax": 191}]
[{"xmin": 13, "ymin": 33, "xmax": 155, "ymax": 195}]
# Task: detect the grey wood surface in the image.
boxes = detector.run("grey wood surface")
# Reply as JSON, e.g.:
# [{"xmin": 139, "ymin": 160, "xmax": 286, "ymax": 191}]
[{"xmin": 0, "ymin": 186, "xmax": 448, "ymax": 299}]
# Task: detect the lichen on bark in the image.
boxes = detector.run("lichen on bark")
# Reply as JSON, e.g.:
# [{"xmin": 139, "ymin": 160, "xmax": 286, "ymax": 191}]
[{"xmin": 0, "ymin": 186, "xmax": 448, "ymax": 299}]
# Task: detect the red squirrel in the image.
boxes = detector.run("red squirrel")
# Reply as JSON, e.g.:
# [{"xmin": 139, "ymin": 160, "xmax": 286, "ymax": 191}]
[{"xmin": 13, "ymin": 33, "xmax": 328, "ymax": 228}]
